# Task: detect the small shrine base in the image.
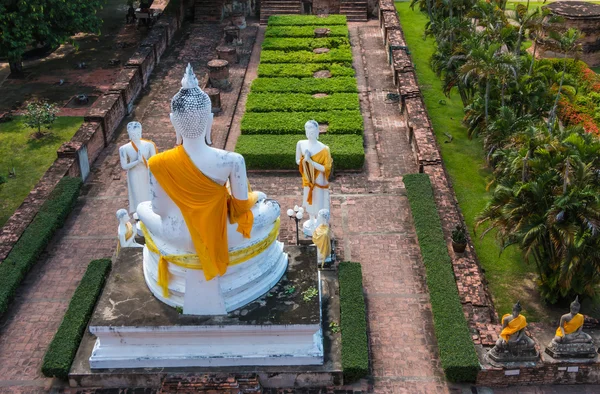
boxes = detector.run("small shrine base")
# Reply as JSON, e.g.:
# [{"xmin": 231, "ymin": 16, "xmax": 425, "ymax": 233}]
[{"xmin": 69, "ymin": 246, "xmax": 342, "ymax": 389}]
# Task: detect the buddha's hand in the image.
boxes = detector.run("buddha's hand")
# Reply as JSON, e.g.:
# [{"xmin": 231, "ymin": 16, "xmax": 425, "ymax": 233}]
[{"xmin": 304, "ymin": 149, "xmax": 312, "ymax": 162}]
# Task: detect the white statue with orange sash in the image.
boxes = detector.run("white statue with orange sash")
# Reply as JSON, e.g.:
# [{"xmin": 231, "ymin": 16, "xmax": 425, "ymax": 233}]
[
  {"xmin": 137, "ymin": 64, "xmax": 287, "ymax": 315},
  {"xmin": 487, "ymin": 301, "xmax": 539, "ymax": 363},
  {"xmin": 296, "ymin": 120, "xmax": 332, "ymax": 236},
  {"xmin": 116, "ymin": 209, "xmax": 143, "ymax": 255},
  {"xmin": 119, "ymin": 121, "xmax": 158, "ymax": 214}
]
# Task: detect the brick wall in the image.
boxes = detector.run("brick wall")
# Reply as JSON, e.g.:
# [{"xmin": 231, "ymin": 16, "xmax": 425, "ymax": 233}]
[{"xmin": 0, "ymin": 0, "xmax": 191, "ymax": 265}]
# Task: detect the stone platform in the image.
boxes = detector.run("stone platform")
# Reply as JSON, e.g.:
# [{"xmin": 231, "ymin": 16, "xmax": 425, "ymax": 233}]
[{"xmin": 69, "ymin": 246, "xmax": 342, "ymax": 389}]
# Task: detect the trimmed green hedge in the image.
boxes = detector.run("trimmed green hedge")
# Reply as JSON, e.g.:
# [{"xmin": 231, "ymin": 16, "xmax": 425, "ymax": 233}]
[
  {"xmin": 235, "ymin": 134, "xmax": 364, "ymax": 170},
  {"xmin": 403, "ymin": 174, "xmax": 480, "ymax": 383},
  {"xmin": 0, "ymin": 177, "xmax": 82, "ymax": 317},
  {"xmin": 265, "ymin": 25, "xmax": 349, "ymax": 38},
  {"xmin": 42, "ymin": 258, "xmax": 112, "ymax": 380},
  {"xmin": 262, "ymin": 37, "xmax": 350, "ymax": 52},
  {"xmin": 339, "ymin": 262, "xmax": 369, "ymax": 383},
  {"xmin": 268, "ymin": 14, "xmax": 347, "ymax": 26},
  {"xmin": 261, "ymin": 48, "xmax": 352, "ymax": 64},
  {"xmin": 246, "ymin": 93, "xmax": 359, "ymax": 113},
  {"xmin": 241, "ymin": 110, "xmax": 363, "ymax": 135},
  {"xmin": 251, "ymin": 77, "xmax": 358, "ymax": 94},
  {"xmin": 258, "ymin": 63, "xmax": 355, "ymax": 78}
]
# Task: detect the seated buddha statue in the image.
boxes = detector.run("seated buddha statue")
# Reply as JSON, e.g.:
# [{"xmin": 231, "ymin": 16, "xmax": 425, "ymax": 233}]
[
  {"xmin": 545, "ymin": 297, "xmax": 596, "ymax": 359},
  {"xmin": 137, "ymin": 64, "xmax": 287, "ymax": 316},
  {"xmin": 487, "ymin": 301, "xmax": 539, "ymax": 363}
]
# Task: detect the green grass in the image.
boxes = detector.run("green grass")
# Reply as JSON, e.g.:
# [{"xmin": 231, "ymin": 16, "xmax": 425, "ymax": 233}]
[
  {"xmin": 245, "ymin": 93, "xmax": 359, "ymax": 113},
  {"xmin": 267, "ymin": 15, "xmax": 347, "ymax": 26},
  {"xmin": 251, "ymin": 77, "xmax": 358, "ymax": 94},
  {"xmin": 593, "ymin": 67, "xmax": 600, "ymax": 74},
  {"xmin": 338, "ymin": 262, "xmax": 369, "ymax": 383},
  {"xmin": 235, "ymin": 134, "xmax": 364, "ymax": 170},
  {"xmin": 265, "ymin": 25, "xmax": 349, "ymax": 38},
  {"xmin": 258, "ymin": 63, "xmax": 355, "ymax": 78},
  {"xmin": 42, "ymin": 258, "xmax": 111, "ymax": 380},
  {"xmin": 241, "ymin": 110, "xmax": 363, "ymax": 135},
  {"xmin": 262, "ymin": 37, "xmax": 350, "ymax": 52},
  {"xmin": 260, "ymin": 48, "xmax": 353, "ymax": 64},
  {"xmin": 396, "ymin": 3, "xmax": 539, "ymax": 321},
  {"xmin": 0, "ymin": 116, "xmax": 83, "ymax": 227}
]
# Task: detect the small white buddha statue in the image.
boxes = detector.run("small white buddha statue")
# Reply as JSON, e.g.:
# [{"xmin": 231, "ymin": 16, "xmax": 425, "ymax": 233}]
[
  {"xmin": 116, "ymin": 209, "xmax": 143, "ymax": 254},
  {"xmin": 137, "ymin": 64, "xmax": 286, "ymax": 315},
  {"xmin": 119, "ymin": 121, "xmax": 157, "ymax": 214},
  {"xmin": 312, "ymin": 209, "xmax": 333, "ymax": 267},
  {"xmin": 296, "ymin": 120, "xmax": 332, "ymax": 236}
]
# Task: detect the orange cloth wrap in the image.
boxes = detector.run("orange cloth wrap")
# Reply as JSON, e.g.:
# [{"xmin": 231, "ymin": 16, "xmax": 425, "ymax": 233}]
[
  {"xmin": 131, "ymin": 139, "xmax": 158, "ymax": 168},
  {"xmin": 299, "ymin": 147, "xmax": 332, "ymax": 205},
  {"xmin": 500, "ymin": 314, "xmax": 527, "ymax": 342},
  {"xmin": 555, "ymin": 313, "xmax": 584, "ymax": 337},
  {"xmin": 148, "ymin": 145, "xmax": 255, "ymax": 281}
]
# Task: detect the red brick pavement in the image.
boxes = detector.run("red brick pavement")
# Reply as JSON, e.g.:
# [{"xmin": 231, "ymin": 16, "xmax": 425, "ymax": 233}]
[{"xmin": 0, "ymin": 17, "xmax": 593, "ymax": 394}]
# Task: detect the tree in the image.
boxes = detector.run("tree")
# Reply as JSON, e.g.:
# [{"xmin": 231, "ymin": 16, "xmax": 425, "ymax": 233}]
[
  {"xmin": 547, "ymin": 28, "xmax": 583, "ymax": 133},
  {"xmin": 24, "ymin": 101, "xmax": 59, "ymax": 138},
  {"xmin": 0, "ymin": 0, "xmax": 105, "ymax": 74}
]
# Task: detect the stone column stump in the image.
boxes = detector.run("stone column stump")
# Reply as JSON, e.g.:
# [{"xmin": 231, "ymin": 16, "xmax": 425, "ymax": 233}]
[
  {"xmin": 208, "ymin": 59, "xmax": 230, "ymax": 90},
  {"xmin": 231, "ymin": 13, "xmax": 246, "ymax": 30},
  {"xmin": 224, "ymin": 26, "xmax": 241, "ymax": 45},
  {"xmin": 314, "ymin": 28, "xmax": 331, "ymax": 38},
  {"xmin": 217, "ymin": 46, "xmax": 238, "ymax": 64},
  {"xmin": 205, "ymin": 87, "xmax": 221, "ymax": 113}
]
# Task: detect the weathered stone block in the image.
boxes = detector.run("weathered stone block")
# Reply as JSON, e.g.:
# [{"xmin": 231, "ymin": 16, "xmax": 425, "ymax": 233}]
[
  {"xmin": 141, "ymin": 26, "xmax": 168, "ymax": 64},
  {"xmin": 84, "ymin": 93, "xmax": 126, "ymax": 146},
  {"xmin": 109, "ymin": 67, "xmax": 143, "ymax": 114},
  {"xmin": 381, "ymin": 10, "xmax": 401, "ymax": 40},
  {"xmin": 126, "ymin": 46, "xmax": 156, "ymax": 87},
  {"xmin": 156, "ymin": 15, "xmax": 178, "ymax": 45},
  {"xmin": 70, "ymin": 122, "xmax": 104, "ymax": 165}
]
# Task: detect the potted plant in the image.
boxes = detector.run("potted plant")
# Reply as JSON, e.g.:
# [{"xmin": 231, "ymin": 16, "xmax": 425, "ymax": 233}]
[{"xmin": 451, "ymin": 224, "xmax": 467, "ymax": 253}]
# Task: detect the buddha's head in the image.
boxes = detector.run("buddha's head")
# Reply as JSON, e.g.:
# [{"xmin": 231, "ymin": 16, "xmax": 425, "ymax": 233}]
[
  {"xmin": 116, "ymin": 208, "xmax": 129, "ymax": 224},
  {"xmin": 127, "ymin": 121, "xmax": 142, "ymax": 142},
  {"xmin": 170, "ymin": 63, "xmax": 213, "ymax": 144},
  {"xmin": 512, "ymin": 301, "xmax": 522, "ymax": 317},
  {"xmin": 570, "ymin": 296, "xmax": 581, "ymax": 314},
  {"xmin": 317, "ymin": 209, "xmax": 330, "ymax": 226},
  {"xmin": 305, "ymin": 120, "xmax": 320, "ymax": 141}
]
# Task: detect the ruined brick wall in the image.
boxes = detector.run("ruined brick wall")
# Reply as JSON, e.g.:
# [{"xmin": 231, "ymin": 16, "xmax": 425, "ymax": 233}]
[{"xmin": 0, "ymin": 0, "xmax": 189, "ymax": 265}]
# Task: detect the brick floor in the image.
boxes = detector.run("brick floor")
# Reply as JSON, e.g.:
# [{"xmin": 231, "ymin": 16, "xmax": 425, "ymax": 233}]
[{"xmin": 0, "ymin": 16, "xmax": 596, "ymax": 394}]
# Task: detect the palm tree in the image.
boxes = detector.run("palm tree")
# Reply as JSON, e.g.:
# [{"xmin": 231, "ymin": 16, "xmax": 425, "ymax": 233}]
[
  {"xmin": 505, "ymin": 4, "xmax": 540, "ymax": 56},
  {"xmin": 547, "ymin": 28, "xmax": 583, "ymax": 133},
  {"xmin": 527, "ymin": 8, "xmax": 562, "ymax": 76}
]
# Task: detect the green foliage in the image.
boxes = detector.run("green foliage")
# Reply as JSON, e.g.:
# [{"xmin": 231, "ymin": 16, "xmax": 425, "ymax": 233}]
[
  {"xmin": 261, "ymin": 48, "xmax": 352, "ymax": 64},
  {"xmin": 0, "ymin": 177, "xmax": 82, "ymax": 318},
  {"xmin": 241, "ymin": 110, "xmax": 363, "ymax": 135},
  {"xmin": 262, "ymin": 37, "xmax": 350, "ymax": 52},
  {"xmin": 235, "ymin": 134, "xmax": 364, "ymax": 170},
  {"xmin": 403, "ymin": 174, "xmax": 480, "ymax": 383},
  {"xmin": 338, "ymin": 262, "xmax": 369, "ymax": 383},
  {"xmin": 267, "ymin": 15, "xmax": 347, "ymax": 26},
  {"xmin": 258, "ymin": 63, "xmax": 355, "ymax": 78},
  {"xmin": 302, "ymin": 286, "xmax": 318, "ymax": 302},
  {"xmin": 250, "ymin": 77, "xmax": 358, "ymax": 94},
  {"xmin": 24, "ymin": 101, "xmax": 59, "ymax": 136},
  {"xmin": 245, "ymin": 93, "xmax": 359, "ymax": 113},
  {"xmin": 0, "ymin": 0, "xmax": 104, "ymax": 65},
  {"xmin": 41, "ymin": 258, "xmax": 111, "ymax": 380},
  {"xmin": 265, "ymin": 25, "xmax": 349, "ymax": 38}
]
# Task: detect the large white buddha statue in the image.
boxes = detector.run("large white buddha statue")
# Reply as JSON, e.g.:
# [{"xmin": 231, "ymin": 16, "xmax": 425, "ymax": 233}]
[{"xmin": 137, "ymin": 64, "xmax": 287, "ymax": 315}]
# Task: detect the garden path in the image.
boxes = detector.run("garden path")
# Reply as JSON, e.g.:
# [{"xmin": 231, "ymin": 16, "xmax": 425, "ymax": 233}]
[{"xmin": 1, "ymin": 18, "xmax": 445, "ymax": 394}]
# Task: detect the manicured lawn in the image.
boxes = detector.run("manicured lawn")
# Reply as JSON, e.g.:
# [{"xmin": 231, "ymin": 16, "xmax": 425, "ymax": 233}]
[
  {"xmin": 396, "ymin": 3, "xmax": 545, "ymax": 321},
  {"xmin": 593, "ymin": 67, "xmax": 600, "ymax": 74},
  {"xmin": 0, "ymin": 116, "xmax": 82, "ymax": 227}
]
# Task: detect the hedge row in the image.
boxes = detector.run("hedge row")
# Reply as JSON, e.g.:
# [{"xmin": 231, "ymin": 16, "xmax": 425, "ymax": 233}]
[
  {"xmin": 339, "ymin": 262, "xmax": 369, "ymax": 383},
  {"xmin": 241, "ymin": 110, "xmax": 363, "ymax": 135},
  {"xmin": 265, "ymin": 25, "xmax": 349, "ymax": 38},
  {"xmin": 245, "ymin": 93, "xmax": 359, "ymax": 113},
  {"xmin": 268, "ymin": 14, "xmax": 347, "ymax": 26},
  {"xmin": 41, "ymin": 258, "xmax": 112, "ymax": 380},
  {"xmin": 262, "ymin": 37, "xmax": 350, "ymax": 52},
  {"xmin": 403, "ymin": 174, "xmax": 480, "ymax": 383},
  {"xmin": 0, "ymin": 177, "xmax": 82, "ymax": 317},
  {"xmin": 251, "ymin": 77, "xmax": 358, "ymax": 94},
  {"xmin": 261, "ymin": 48, "xmax": 353, "ymax": 64},
  {"xmin": 235, "ymin": 134, "xmax": 364, "ymax": 170},
  {"xmin": 258, "ymin": 63, "xmax": 355, "ymax": 78}
]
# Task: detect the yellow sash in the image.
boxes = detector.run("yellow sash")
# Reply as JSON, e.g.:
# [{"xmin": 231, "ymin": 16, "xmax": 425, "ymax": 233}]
[
  {"xmin": 131, "ymin": 139, "xmax": 158, "ymax": 168},
  {"xmin": 312, "ymin": 224, "xmax": 331, "ymax": 266},
  {"xmin": 299, "ymin": 147, "xmax": 332, "ymax": 205},
  {"xmin": 148, "ymin": 145, "xmax": 258, "ymax": 282},
  {"xmin": 116, "ymin": 222, "xmax": 134, "ymax": 255},
  {"xmin": 500, "ymin": 314, "xmax": 527, "ymax": 341},
  {"xmin": 141, "ymin": 219, "xmax": 280, "ymax": 297},
  {"xmin": 555, "ymin": 313, "xmax": 584, "ymax": 337}
]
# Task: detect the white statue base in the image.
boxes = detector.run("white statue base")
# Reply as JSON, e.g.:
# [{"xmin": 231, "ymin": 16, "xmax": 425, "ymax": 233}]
[{"xmin": 87, "ymin": 247, "xmax": 323, "ymax": 369}]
